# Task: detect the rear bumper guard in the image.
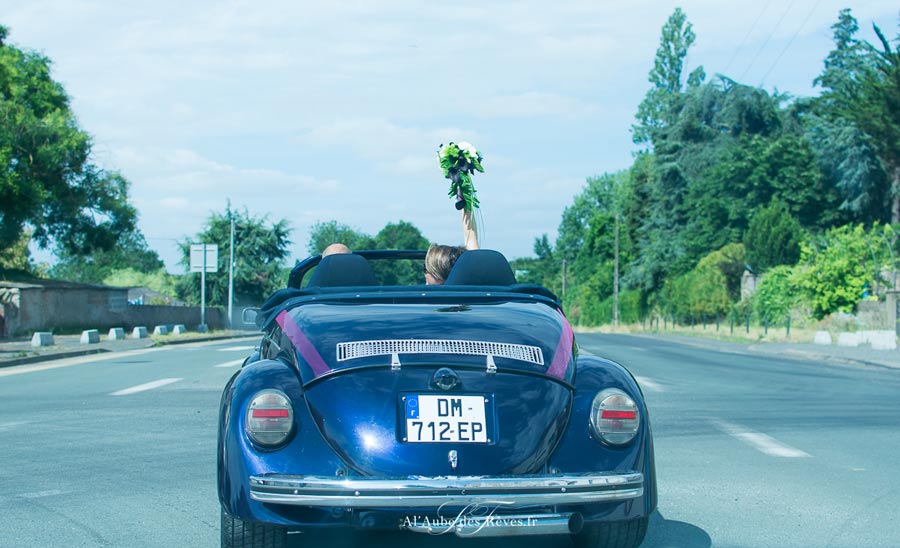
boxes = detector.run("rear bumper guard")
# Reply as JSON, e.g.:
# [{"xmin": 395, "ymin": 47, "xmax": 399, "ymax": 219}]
[{"xmin": 249, "ymin": 471, "xmax": 643, "ymax": 508}]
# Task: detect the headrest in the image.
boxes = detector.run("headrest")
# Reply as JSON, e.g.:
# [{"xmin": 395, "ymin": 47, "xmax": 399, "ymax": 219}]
[
  {"xmin": 444, "ymin": 250, "xmax": 517, "ymax": 286},
  {"xmin": 305, "ymin": 254, "xmax": 378, "ymax": 287}
]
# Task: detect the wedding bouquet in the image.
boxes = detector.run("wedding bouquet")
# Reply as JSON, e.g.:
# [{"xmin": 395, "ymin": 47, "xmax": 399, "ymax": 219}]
[{"xmin": 437, "ymin": 141, "xmax": 484, "ymax": 212}]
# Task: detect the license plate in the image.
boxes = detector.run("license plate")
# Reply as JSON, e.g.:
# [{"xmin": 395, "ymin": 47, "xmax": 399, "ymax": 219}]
[{"xmin": 403, "ymin": 394, "xmax": 490, "ymax": 443}]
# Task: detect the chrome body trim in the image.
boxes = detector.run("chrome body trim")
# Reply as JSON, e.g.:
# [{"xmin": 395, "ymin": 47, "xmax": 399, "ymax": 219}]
[
  {"xmin": 249, "ymin": 472, "xmax": 643, "ymax": 508},
  {"xmin": 336, "ymin": 339, "xmax": 544, "ymax": 366}
]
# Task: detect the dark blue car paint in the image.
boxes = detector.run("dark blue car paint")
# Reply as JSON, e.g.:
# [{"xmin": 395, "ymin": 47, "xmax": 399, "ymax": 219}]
[
  {"xmin": 218, "ymin": 278, "xmax": 657, "ymax": 531},
  {"xmin": 273, "ymin": 299, "xmax": 574, "ymax": 385}
]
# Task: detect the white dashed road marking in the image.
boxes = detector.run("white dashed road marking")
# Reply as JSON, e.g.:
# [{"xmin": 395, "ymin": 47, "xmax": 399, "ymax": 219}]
[
  {"xmin": 110, "ymin": 378, "xmax": 182, "ymax": 396},
  {"xmin": 634, "ymin": 376, "xmax": 664, "ymax": 392},
  {"xmin": 710, "ymin": 419, "xmax": 811, "ymax": 458},
  {"xmin": 214, "ymin": 359, "xmax": 245, "ymax": 368},
  {"xmin": 17, "ymin": 489, "xmax": 68, "ymax": 499},
  {"xmin": 218, "ymin": 346, "xmax": 255, "ymax": 352}
]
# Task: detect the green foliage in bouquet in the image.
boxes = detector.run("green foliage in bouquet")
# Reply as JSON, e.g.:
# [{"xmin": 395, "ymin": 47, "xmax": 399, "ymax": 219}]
[{"xmin": 438, "ymin": 142, "xmax": 485, "ymax": 212}]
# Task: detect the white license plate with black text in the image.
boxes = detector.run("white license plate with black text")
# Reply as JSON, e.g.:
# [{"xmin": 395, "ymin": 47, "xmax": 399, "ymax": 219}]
[{"xmin": 404, "ymin": 394, "xmax": 489, "ymax": 443}]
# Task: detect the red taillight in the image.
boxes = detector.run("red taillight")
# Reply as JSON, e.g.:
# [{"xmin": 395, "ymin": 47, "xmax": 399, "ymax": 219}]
[
  {"xmin": 252, "ymin": 409, "xmax": 290, "ymax": 418},
  {"xmin": 246, "ymin": 390, "xmax": 294, "ymax": 447},
  {"xmin": 590, "ymin": 389, "xmax": 640, "ymax": 446},
  {"xmin": 601, "ymin": 410, "xmax": 636, "ymax": 420}
]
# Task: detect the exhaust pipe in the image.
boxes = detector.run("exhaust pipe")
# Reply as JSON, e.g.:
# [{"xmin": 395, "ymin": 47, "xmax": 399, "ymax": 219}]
[{"xmin": 405, "ymin": 512, "xmax": 583, "ymax": 538}]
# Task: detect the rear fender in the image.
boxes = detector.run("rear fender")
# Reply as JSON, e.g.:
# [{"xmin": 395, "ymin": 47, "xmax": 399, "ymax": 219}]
[
  {"xmin": 217, "ymin": 359, "xmax": 345, "ymax": 523},
  {"xmin": 549, "ymin": 355, "xmax": 657, "ymax": 518}
]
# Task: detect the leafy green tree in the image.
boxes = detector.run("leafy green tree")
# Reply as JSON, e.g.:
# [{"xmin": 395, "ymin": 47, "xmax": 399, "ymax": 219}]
[
  {"xmin": 179, "ymin": 206, "xmax": 292, "ymax": 306},
  {"xmin": 854, "ymin": 24, "xmax": 900, "ymax": 222},
  {"xmin": 633, "ymin": 7, "xmax": 705, "ymax": 146},
  {"xmin": 0, "ymin": 229, "xmax": 35, "ymax": 273},
  {"xmin": 372, "ymin": 221, "xmax": 429, "ymax": 285},
  {"xmin": 794, "ymin": 224, "xmax": 887, "ymax": 318},
  {"xmin": 813, "ymin": 10, "xmax": 900, "ymax": 222},
  {"xmin": 555, "ymin": 171, "xmax": 633, "ymax": 315},
  {"xmin": 510, "ymin": 234, "xmax": 560, "ymax": 293},
  {"xmin": 307, "ymin": 220, "xmax": 375, "ymax": 254},
  {"xmin": 0, "ymin": 26, "xmax": 138, "ymax": 257},
  {"xmin": 743, "ymin": 198, "xmax": 804, "ymax": 273},
  {"xmin": 103, "ymin": 268, "xmax": 177, "ymax": 302},
  {"xmin": 804, "ymin": 112, "xmax": 888, "ymax": 223},
  {"xmin": 751, "ymin": 265, "xmax": 801, "ymax": 323},
  {"xmin": 660, "ymin": 244, "xmax": 741, "ymax": 320},
  {"xmin": 50, "ymin": 230, "xmax": 163, "ymax": 283}
]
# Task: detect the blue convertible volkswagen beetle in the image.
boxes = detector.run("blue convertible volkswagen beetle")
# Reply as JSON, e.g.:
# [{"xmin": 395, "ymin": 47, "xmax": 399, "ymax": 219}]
[{"xmin": 218, "ymin": 249, "xmax": 656, "ymax": 548}]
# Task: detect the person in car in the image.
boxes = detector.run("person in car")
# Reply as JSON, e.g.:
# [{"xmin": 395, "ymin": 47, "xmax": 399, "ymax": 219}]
[
  {"xmin": 423, "ymin": 203, "xmax": 482, "ymax": 285},
  {"xmin": 424, "ymin": 244, "xmax": 466, "ymax": 285},
  {"xmin": 322, "ymin": 243, "xmax": 352, "ymax": 256}
]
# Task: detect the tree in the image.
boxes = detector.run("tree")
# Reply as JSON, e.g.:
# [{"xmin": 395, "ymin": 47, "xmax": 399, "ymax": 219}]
[
  {"xmin": 794, "ymin": 224, "xmax": 887, "ymax": 318},
  {"xmin": 633, "ymin": 7, "xmax": 705, "ymax": 146},
  {"xmin": 854, "ymin": 24, "xmax": 900, "ymax": 222},
  {"xmin": 50, "ymin": 229, "xmax": 163, "ymax": 283},
  {"xmin": 743, "ymin": 199, "xmax": 804, "ymax": 274},
  {"xmin": 511, "ymin": 234, "xmax": 561, "ymax": 294},
  {"xmin": 372, "ymin": 221, "xmax": 429, "ymax": 285},
  {"xmin": 307, "ymin": 221, "xmax": 374, "ymax": 254},
  {"xmin": 103, "ymin": 268, "xmax": 177, "ymax": 303},
  {"xmin": 0, "ymin": 229, "xmax": 35, "ymax": 273},
  {"xmin": 179, "ymin": 206, "xmax": 292, "ymax": 306},
  {"xmin": 813, "ymin": 10, "xmax": 900, "ymax": 222},
  {"xmin": 0, "ymin": 26, "xmax": 138, "ymax": 257}
]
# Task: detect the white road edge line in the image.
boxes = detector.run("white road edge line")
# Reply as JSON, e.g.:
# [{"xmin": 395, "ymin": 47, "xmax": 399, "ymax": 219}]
[
  {"xmin": 709, "ymin": 419, "xmax": 811, "ymax": 458},
  {"xmin": 214, "ymin": 359, "xmax": 245, "ymax": 368},
  {"xmin": 633, "ymin": 376, "xmax": 664, "ymax": 392},
  {"xmin": 217, "ymin": 346, "xmax": 256, "ymax": 352},
  {"xmin": 110, "ymin": 378, "xmax": 182, "ymax": 396}
]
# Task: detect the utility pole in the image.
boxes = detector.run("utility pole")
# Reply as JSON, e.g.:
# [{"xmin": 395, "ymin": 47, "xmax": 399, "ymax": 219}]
[
  {"xmin": 613, "ymin": 213, "xmax": 620, "ymax": 327},
  {"xmin": 200, "ymin": 244, "xmax": 207, "ymax": 330},
  {"xmin": 228, "ymin": 215, "xmax": 235, "ymax": 329}
]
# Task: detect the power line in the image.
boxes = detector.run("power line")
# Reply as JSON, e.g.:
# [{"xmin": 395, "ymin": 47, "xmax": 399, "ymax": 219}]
[
  {"xmin": 758, "ymin": 0, "xmax": 823, "ymax": 88},
  {"xmin": 738, "ymin": 0, "xmax": 797, "ymax": 83},
  {"xmin": 722, "ymin": 0, "xmax": 774, "ymax": 77}
]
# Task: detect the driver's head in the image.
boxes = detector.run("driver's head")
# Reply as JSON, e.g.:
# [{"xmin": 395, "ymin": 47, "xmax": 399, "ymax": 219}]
[{"xmin": 322, "ymin": 243, "xmax": 352, "ymax": 257}]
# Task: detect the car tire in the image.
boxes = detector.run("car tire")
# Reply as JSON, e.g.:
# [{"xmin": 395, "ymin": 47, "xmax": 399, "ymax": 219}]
[
  {"xmin": 573, "ymin": 517, "xmax": 648, "ymax": 548},
  {"xmin": 221, "ymin": 508, "xmax": 287, "ymax": 548}
]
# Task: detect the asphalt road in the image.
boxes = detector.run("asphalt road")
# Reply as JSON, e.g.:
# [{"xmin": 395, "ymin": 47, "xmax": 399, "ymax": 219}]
[{"xmin": 1, "ymin": 335, "xmax": 898, "ymax": 548}]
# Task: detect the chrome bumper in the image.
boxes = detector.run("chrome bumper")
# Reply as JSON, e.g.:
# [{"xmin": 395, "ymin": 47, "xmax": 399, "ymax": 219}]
[{"xmin": 249, "ymin": 472, "xmax": 643, "ymax": 508}]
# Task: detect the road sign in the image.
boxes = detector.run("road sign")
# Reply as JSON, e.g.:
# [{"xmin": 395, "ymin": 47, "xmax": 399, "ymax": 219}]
[{"xmin": 190, "ymin": 244, "xmax": 219, "ymax": 273}]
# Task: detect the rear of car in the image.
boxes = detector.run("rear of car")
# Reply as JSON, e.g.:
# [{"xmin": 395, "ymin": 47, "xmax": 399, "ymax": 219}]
[{"xmin": 217, "ymin": 251, "xmax": 656, "ymax": 548}]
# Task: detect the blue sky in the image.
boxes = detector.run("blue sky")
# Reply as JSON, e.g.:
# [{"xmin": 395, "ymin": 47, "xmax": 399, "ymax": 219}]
[{"xmin": 4, "ymin": 1, "xmax": 899, "ymax": 272}]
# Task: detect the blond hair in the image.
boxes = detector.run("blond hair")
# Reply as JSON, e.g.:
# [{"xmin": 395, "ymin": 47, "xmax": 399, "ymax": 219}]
[{"xmin": 425, "ymin": 244, "xmax": 466, "ymax": 283}]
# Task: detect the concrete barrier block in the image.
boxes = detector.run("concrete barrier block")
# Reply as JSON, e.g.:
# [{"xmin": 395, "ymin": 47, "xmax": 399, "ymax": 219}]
[
  {"xmin": 153, "ymin": 325, "xmax": 169, "ymax": 336},
  {"xmin": 108, "ymin": 328, "xmax": 126, "ymax": 341},
  {"xmin": 80, "ymin": 329, "xmax": 100, "ymax": 344},
  {"xmin": 813, "ymin": 331, "xmax": 832, "ymax": 345},
  {"xmin": 131, "ymin": 326, "xmax": 149, "ymax": 339},
  {"xmin": 836, "ymin": 332, "xmax": 861, "ymax": 347},
  {"xmin": 868, "ymin": 330, "xmax": 897, "ymax": 350},
  {"xmin": 172, "ymin": 324, "xmax": 187, "ymax": 335},
  {"xmin": 31, "ymin": 332, "xmax": 54, "ymax": 347}
]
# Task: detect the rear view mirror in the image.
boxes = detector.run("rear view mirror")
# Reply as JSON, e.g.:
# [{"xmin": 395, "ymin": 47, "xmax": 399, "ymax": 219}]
[{"xmin": 241, "ymin": 308, "xmax": 260, "ymax": 325}]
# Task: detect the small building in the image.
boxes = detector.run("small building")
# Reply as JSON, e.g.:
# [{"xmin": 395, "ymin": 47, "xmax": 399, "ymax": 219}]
[
  {"xmin": 1, "ymin": 272, "xmax": 225, "ymax": 338},
  {"xmin": 0, "ymin": 276, "xmax": 128, "ymax": 338}
]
